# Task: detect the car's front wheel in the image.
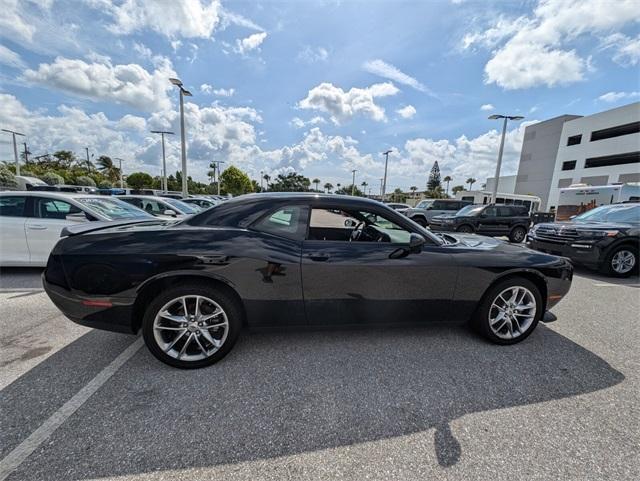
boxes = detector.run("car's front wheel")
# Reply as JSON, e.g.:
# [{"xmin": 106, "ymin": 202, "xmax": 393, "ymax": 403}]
[
  {"xmin": 602, "ymin": 245, "xmax": 638, "ymax": 277},
  {"xmin": 412, "ymin": 216, "xmax": 428, "ymax": 227},
  {"xmin": 142, "ymin": 283, "xmax": 242, "ymax": 368},
  {"xmin": 473, "ymin": 277, "xmax": 542, "ymax": 344},
  {"xmin": 457, "ymin": 224, "xmax": 474, "ymax": 233}
]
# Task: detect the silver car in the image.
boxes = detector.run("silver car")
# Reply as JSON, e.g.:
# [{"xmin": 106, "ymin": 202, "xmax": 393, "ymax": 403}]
[{"xmin": 403, "ymin": 199, "xmax": 472, "ymax": 227}]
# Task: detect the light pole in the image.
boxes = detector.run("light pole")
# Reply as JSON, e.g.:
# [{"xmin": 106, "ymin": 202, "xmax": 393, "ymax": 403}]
[
  {"xmin": 169, "ymin": 78, "xmax": 193, "ymax": 197},
  {"xmin": 150, "ymin": 130, "xmax": 175, "ymax": 191},
  {"xmin": 114, "ymin": 157, "xmax": 125, "ymax": 188},
  {"xmin": 381, "ymin": 149, "xmax": 392, "ymax": 201},
  {"xmin": 1, "ymin": 129, "xmax": 25, "ymax": 176},
  {"xmin": 85, "ymin": 147, "xmax": 93, "ymax": 171},
  {"xmin": 488, "ymin": 114, "xmax": 524, "ymax": 203},
  {"xmin": 351, "ymin": 169, "xmax": 357, "ymax": 195},
  {"xmin": 210, "ymin": 160, "xmax": 225, "ymax": 195},
  {"xmin": 23, "ymin": 143, "xmax": 31, "ymax": 165},
  {"xmin": 379, "ymin": 178, "xmax": 383, "ymax": 197},
  {"xmin": 260, "ymin": 170, "xmax": 264, "ymax": 191}
]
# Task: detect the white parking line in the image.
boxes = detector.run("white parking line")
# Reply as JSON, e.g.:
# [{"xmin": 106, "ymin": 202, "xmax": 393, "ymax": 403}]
[
  {"xmin": 0, "ymin": 338, "xmax": 143, "ymax": 481},
  {"xmin": 593, "ymin": 282, "xmax": 640, "ymax": 288}
]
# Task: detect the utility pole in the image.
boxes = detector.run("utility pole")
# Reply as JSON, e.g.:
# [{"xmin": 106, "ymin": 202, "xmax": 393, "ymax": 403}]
[
  {"xmin": 150, "ymin": 130, "xmax": 175, "ymax": 191},
  {"xmin": 379, "ymin": 178, "xmax": 384, "ymax": 197},
  {"xmin": 351, "ymin": 169, "xmax": 357, "ymax": 195},
  {"xmin": 170, "ymin": 78, "xmax": 193, "ymax": 197},
  {"xmin": 22, "ymin": 143, "xmax": 30, "ymax": 164},
  {"xmin": 114, "ymin": 158, "xmax": 125, "ymax": 188},
  {"xmin": 210, "ymin": 160, "xmax": 226, "ymax": 195},
  {"xmin": 488, "ymin": 114, "xmax": 524, "ymax": 203},
  {"xmin": 85, "ymin": 147, "xmax": 93, "ymax": 172},
  {"xmin": 1, "ymin": 129, "xmax": 25, "ymax": 176},
  {"xmin": 381, "ymin": 149, "xmax": 392, "ymax": 201},
  {"xmin": 260, "ymin": 171, "xmax": 264, "ymax": 191}
]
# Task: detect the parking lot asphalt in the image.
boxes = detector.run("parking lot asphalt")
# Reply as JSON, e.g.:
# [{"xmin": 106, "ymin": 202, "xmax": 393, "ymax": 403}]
[{"xmin": 1, "ymin": 267, "xmax": 639, "ymax": 481}]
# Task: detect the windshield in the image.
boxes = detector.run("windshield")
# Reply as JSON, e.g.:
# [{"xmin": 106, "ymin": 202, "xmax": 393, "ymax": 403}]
[
  {"xmin": 164, "ymin": 198, "xmax": 200, "ymax": 214},
  {"xmin": 455, "ymin": 205, "xmax": 484, "ymax": 217},
  {"xmin": 416, "ymin": 200, "xmax": 434, "ymax": 209},
  {"xmin": 574, "ymin": 204, "xmax": 640, "ymax": 223},
  {"xmin": 77, "ymin": 197, "xmax": 154, "ymax": 220}
]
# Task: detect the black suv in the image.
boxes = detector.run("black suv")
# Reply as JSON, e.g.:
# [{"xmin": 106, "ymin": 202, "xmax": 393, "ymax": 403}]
[
  {"xmin": 528, "ymin": 203, "xmax": 639, "ymax": 277},
  {"xmin": 430, "ymin": 204, "xmax": 531, "ymax": 243}
]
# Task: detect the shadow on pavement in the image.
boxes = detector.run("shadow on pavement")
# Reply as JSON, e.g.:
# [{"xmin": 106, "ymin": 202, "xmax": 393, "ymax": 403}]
[
  {"xmin": 0, "ymin": 267, "xmax": 45, "ymax": 291},
  {"xmin": 571, "ymin": 265, "xmax": 640, "ymax": 287},
  {"xmin": 4, "ymin": 323, "xmax": 625, "ymax": 480}
]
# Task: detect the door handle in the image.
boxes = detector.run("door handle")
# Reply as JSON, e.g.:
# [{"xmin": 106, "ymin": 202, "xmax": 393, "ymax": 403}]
[
  {"xmin": 28, "ymin": 224, "xmax": 47, "ymax": 230},
  {"xmin": 306, "ymin": 253, "xmax": 329, "ymax": 262}
]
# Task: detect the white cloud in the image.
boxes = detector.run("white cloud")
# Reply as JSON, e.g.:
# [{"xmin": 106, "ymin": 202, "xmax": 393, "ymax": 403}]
[
  {"xmin": 298, "ymin": 82, "xmax": 400, "ymax": 124},
  {"xmin": 0, "ymin": 0, "xmax": 36, "ymax": 44},
  {"xmin": 290, "ymin": 116, "xmax": 327, "ymax": 129},
  {"xmin": 92, "ymin": 0, "xmax": 222, "ymax": 39},
  {"xmin": 598, "ymin": 91, "xmax": 640, "ymax": 103},
  {"xmin": 600, "ymin": 33, "xmax": 640, "ymax": 66},
  {"xmin": 480, "ymin": 103, "xmax": 495, "ymax": 111},
  {"xmin": 117, "ymin": 114, "xmax": 147, "ymax": 132},
  {"xmin": 297, "ymin": 46, "xmax": 329, "ymax": 64},
  {"xmin": 22, "ymin": 56, "xmax": 176, "ymax": 112},
  {"xmin": 0, "ymin": 44, "xmax": 26, "ymax": 69},
  {"xmin": 463, "ymin": 0, "xmax": 640, "ymax": 89},
  {"xmin": 363, "ymin": 59, "xmax": 429, "ymax": 93},
  {"xmin": 396, "ymin": 105, "xmax": 417, "ymax": 119},
  {"xmin": 200, "ymin": 84, "xmax": 235, "ymax": 96},
  {"xmin": 132, "ymin": 42, "xmax": 153, "ymax": 60},
  {"xmin": 234, "ymin": 32, "xmax": 267, "ymax": 55}
]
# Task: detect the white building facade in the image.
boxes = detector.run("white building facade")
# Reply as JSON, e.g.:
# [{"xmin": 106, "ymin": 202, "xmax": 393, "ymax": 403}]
[{"xmin": 546, "ymin": 102, "xmax": 640, "ymax": 210}]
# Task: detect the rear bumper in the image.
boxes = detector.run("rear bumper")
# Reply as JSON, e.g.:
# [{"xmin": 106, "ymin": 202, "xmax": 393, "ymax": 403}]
[{"xmin": 43, "ymin": 274, "xmax": 137, "ymax": 334}]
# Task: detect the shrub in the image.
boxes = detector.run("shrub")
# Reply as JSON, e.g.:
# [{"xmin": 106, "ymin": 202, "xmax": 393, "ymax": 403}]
[
  {"xmin": 41, "ymin": 172, "xmax": 65, "ymax": 185},
  {"xmin": 0, "ymin": 165, "xmax": 17, "ymax": 188},
  {"xmin": 75, "ymin": 175, "xmax": 96, "ymax": 187}
]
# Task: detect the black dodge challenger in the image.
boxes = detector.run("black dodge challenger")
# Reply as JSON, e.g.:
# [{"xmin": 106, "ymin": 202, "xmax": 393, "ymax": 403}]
[{"xmin": 43, "ymin": 193, "xmax": 573, "ymax": 368}]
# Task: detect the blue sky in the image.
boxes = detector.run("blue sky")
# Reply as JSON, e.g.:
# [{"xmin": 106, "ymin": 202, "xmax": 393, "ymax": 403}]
[{"xmin": 1, "ymin": 0, "xmax": 639, "ymax": 192}]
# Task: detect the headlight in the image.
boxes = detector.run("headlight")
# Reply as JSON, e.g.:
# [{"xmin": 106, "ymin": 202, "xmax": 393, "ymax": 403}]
[{"xmin": 576, "ymin": 229, "xmax": 618, "ymax": 238}]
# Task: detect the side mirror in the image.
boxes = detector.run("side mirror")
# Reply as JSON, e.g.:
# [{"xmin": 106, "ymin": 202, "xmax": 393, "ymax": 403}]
[
  {"xmin": 569, "ymin": 215, "xmax": 576, "ymax": 220},
  {"xmin": 344, "ymin": 218, "xmax": 357, "ymax": 228},
  {"xmin": 164, "ymin": 209, "xmax": 177, "ymax": 217},
  {"xmin": 409, "ymin": 233, "xmax": 425, "ymax": 253}
]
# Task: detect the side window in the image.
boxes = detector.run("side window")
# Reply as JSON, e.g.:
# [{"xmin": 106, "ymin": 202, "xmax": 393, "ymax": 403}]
[
  {"xmin": 446, "ymin": 202, "xmax": 459, "ymax": 211},
  {"xmin": 497, "ymin": 206, "xmax": 512, "ymax": 217},
  {"xmin": 0, "ymin": 196, "xmax": 27, "ymax": 217},
  {"xmin": 483, "ymin": 207, "xmax": 497, "ymax": 217},
  {"xmin": 34, "ymin": 198, "xmax": 86, "ymax": 221},
  {"xmin": 308, "ymin": 207, "xmax": 412, "ymax": 243},
  {"xmin": 252, "ymin": 205, "xmax": 308, "ymax": 240}
]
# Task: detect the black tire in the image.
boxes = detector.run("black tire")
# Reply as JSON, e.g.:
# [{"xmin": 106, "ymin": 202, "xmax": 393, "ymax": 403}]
[
  {"xmin": 413, "ymin": 216, "xmax": 428, "ymax": 227},
  {"xmin": 457, "ymin": 224, "xmax": 474, "ymax": 233},
  {"xmin": 601, "ymin": 244, "xmax": 638, "ymax": 278},
  {"xmin": 472, "ymin": 277, "xmax": 542, "ymax": 345},
  {"xmin": 509, "ymin": 226, "xmax": 527, "ymax": 243},
  {"xmin": 142, "ymin": 282, "xmax": 242, "ymax": 369}
]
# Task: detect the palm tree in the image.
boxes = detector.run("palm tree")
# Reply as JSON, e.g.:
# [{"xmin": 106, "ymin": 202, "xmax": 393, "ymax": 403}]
[
  {"xmin": 262, "ymin": 173, "xmax": 271, "ymax": 191},
  {"xmin": 336, "ymin": 183, "xmax": 341, "ymax": 191},
  {"xmin": 466, "ymin": 177, "xmax": 476, "ymax": 190},
  {"xmin": 361, "ymin": 181, "xmax": 368, "ymax": 196},
  {"xmin": 312, "ymin": 178, "xmax": 320, "ymax": 192},
  {"xmin": 96, "ymin": 155, "xmax": 120, "ymax": 182},
  {"xmin": 324, "ymin": 182, "xmax": 333, "ymax": 193},
  {"xmin": 443, "ymin": 175, "xmax": 452, "ymax": 195},
  {"xmin": 410, "ymin": 186, "xmax": 417, "ymax": 198}
]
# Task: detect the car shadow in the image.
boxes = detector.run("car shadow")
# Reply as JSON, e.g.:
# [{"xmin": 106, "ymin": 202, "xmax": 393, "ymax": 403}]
[
  {"xmin": 3, "ymin": 323, "xmax": 625, "ymax": 480},
  {"xmin": 0, "ymin": 267, "xmax": 45, "ymax": 291},
  {"xmin": 572, "ymin": 265, "xmax": 640, "ymax": 287}
]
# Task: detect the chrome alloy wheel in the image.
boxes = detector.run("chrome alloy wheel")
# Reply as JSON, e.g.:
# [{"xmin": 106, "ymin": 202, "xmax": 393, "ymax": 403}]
[
  {"xmin": 153, "ymin": 295, "xmax": 229, "ymax": 361},
  {"xmin": 611, "ymin": 250, "xmax": 636, "ymax": 274},
  {"xmin": 488, "ymin": 286, "xmax": 537, "ymax": 340}
]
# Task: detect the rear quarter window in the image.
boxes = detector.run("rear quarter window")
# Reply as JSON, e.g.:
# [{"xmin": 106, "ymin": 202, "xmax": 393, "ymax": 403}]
[
  {"xmin": 0, "ymin": 196, "xmax": 27, "ymax": 217},
  {"xmin": 251, "ymin": 205, "xmax": 309, "ymax": 241}
]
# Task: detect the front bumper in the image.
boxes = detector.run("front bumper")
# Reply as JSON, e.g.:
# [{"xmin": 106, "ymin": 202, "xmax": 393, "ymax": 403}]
[
  {"xmin": 429, "ymin": 223, "xmax": 457, "ymax": 232},
  {"xmin": 527, "ymin": 235, "xmax": 604, "ymax": 267},
  {"xmin": 43, "ymin": 274, "xmax": 137, "ymax": 334}
]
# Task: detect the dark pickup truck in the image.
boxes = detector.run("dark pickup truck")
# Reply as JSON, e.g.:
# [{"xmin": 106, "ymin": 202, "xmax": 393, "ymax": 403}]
[{"xmin": 430, "ymin": 204, "xmax": 531, "ymax": 243}]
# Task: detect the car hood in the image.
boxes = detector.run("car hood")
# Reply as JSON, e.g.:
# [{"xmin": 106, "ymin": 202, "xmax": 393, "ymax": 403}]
[
  {"xmin": 432, "ymin": 214, "xmax": 456, "ymax": 220},
  {"xmin": 439, "ymin": 232, "xmax": 536, "ymax": 253},
  {"xmin": 535, "ymin": 221, "xmax": 636, "ymax": 230}
]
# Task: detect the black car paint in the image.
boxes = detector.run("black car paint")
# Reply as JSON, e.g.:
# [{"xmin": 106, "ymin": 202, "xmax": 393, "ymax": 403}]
[
  {"xmin": 43, "ymin": 193, "xmax": 572, "ymax": 334},
  {"xmin": 528, "ymin": 219, "xmax": 640, "ymax": 269},
  {"xmin": 430, "ymin": 204, "xmax": 531, "ymax": 237}
]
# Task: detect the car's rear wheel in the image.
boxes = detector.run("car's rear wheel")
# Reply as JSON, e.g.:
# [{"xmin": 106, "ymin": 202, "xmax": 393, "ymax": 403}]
[
  {"xmin": 457, "ymin": 224, "xmax": 474, "ymax": 233},
  {"xmin": 412, "ymin": 216, "xmax": 428, "ymax": 227},
  {"xmin": 509, "ymin": 226, "xmax": 527, "ymax": 243},
  {"xmin": 473, "ymin": 277, "xmax": 541, "ymax": 345},
  {"xmin": 142, "ymin": 283, "xmax": 241, "ymax": 368},
  {"xmin": 602, "ymin": 245, "xmax": 638, "ymax": 278}
]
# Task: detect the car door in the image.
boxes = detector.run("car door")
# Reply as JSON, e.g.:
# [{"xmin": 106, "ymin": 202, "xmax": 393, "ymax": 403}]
[
  {"xmin": 476, "ymin": 206, "xmax": 499, "ymax": 235},
  {"xmin": 0, "ymin": 195, "xmax": 29, "ymax": 265},
  {"xmin": 301, "ymin": 206, "xmax": 458, "ymax": 325},
  {"xmin": 25, "ymin": 196, "xmax": 91, "ymax": 265}
]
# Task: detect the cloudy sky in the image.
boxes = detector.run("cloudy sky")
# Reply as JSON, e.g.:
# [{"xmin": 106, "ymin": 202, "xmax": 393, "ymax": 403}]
[{"xmin": 1, "ymin": 0, "xmax": 638, "ymax": 191}]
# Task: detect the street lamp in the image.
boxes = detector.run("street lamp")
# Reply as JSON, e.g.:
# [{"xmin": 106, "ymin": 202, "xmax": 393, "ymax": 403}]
[
  {"xmin": 169, "ymin": 77, "xmax": 192, "ymax": 197},
  {"xmin": 488, "ymin": 114, "xmax": 524, "ymax": 203},
  {"xmin": 1, "ymin": 129, "xmax": 25, "ymax": 176},
  {"xmin": 381, "ymin": 149, "xmax": 392, "ymax": 201},
  {"xmin": 210, "ymin": 160, "xmax": 225, "ymax": 195},
  {"xmin": 150, "ymin": 130, "xmax": 175, "ymax": 191},
  {"xmin": 351, "ymin": 169, "xmax": 357, "ymax": 195},
  {"xmin": 114, "ymin": 157, "xmax": 125, "ymax": 188}
]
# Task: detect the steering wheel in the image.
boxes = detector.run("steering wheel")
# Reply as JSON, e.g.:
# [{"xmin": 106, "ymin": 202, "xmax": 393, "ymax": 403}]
[{"xmin": 349, "ymin": 221, "xmax": 364, "ymax": 241}]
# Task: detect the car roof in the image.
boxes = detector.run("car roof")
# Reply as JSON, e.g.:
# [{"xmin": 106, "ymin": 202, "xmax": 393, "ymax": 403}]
[
  {"xmin": 0, "ymin": 191, "xmax": 109, "ymax": 200},
  {"xmin": 120, "ymin": 195, "xmax": 175, "ymax": 201}
]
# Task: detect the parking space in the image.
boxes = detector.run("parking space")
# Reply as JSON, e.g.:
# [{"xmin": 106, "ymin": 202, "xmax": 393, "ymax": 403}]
[{"xmin": 1, "ymin": 268, "xmax": 639, "ymax": 481}]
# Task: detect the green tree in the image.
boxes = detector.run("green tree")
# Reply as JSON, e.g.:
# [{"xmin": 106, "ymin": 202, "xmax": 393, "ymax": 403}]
[
  {"xmin": 452, "ymin": 185, "xmax": 466, "ymax": 195},
  {"xmin": 410, "ymin": 186, "xmax": 417, "ymax": 196},
  {"xmin": 361, "ymin": 181, "xmax": 368, "ymax": 196},
  {"xmin": 466, "ymin": 177, "xmax": 476, "ymax": 190},
  {"xmin": 52, "ymin": 150, "xmax": 75, "ymax": 168},
  {"xmin": 443, "ymin": 175, "xmax": 452, "ymax": 195},
  {"xmin": 427, "ymin": 161, "xmax": 442, "ymax": 191},
  {"xmin": 126, "ymin": 172, "xmax": 154, "ymax": 189},
  {"xmin": 269, "ymin": 172, "xmax": 311, "ymax": 192},
  {"xmin": 312, "ymin": 178, "xmax": 321, "ymax": 191},
  {"xmin": 324, "ymin": 182, "xmax": 333, "ymax": 193},
  {"xmin": 96, "ymin": 156, "xmax": 120, "ymax": 182},
  {"xmin": 75, "ymin": 175, "xmax": 96, "ymax": 187},
  {"xmin": 98, "ymin": 180, "xmax": 113, "ymax": 189},
  {"xmin": 335, "ymin": 184, "xmax": 364, "ymax": 196},
  {"xmin": 41, "ymin": 171, "xmax": 64, "ymax": 185},
  {"xmin": 391, "ymin": 188, "xmax": 406, "ymax": 203},
  {"xmin": 251, "ymin": 179, "xmax": 261, "ymax": 192},
  {"xmin": 0, "ymin": 165, "xmax": 17, "ymax": 188},
  {"xmin": 220, "ymin": 165, "xmax": 253, "ymax": 195}
]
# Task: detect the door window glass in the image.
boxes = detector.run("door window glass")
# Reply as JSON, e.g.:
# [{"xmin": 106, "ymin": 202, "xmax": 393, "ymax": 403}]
[
  {"xmin": 497, "ymin": 207, "xmax": 513, "ymax": 217},
  {"xmin": 0, "ymin": 196, "xmax": 27, "ymax": 217},
  {"xmin": 34, "ymin": 198, "xmax": 88, "ymax": 221},
  {"xmin": 309, "ymin": 208, "xmax": 411, "ymax": 243},
  {"xmin": 483, "ymin": 207, "xmax": 497, "ymax": 217},
  {"xmin": 252, "ymin": 205, "xmax": 308, "ymax": 240}
]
